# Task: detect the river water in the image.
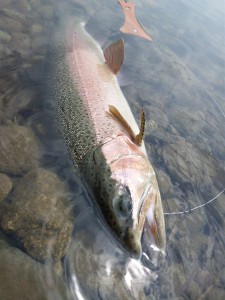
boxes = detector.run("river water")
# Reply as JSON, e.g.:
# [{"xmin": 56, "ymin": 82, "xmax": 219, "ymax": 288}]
[{"xmin": 0, "ymin": 0, "xmax": 225, "ymax": 299}]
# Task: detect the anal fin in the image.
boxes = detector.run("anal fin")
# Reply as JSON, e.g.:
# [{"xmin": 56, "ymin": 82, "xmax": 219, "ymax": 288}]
[{"xmin": 108, "ymin": 105, "xmax": 145, "ymax": 146}]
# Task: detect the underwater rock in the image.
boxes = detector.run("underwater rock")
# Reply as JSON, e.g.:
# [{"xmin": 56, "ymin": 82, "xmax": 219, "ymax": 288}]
[
  {"xmin": 0, "ymin": 44, "xmax": 11, "ymax": 56},
  {"xmin": 30, "ymin": 23, "xmax": 44, "ymax": 34},
  {"xmin": 66, "ymin": 231, "xmax": 135, "ymax": 300},
  {"xmin": 0, "ymin": 231, "xmax": 72, "ymax": 300},
  {"xmin": 0, "ymin": 30, "xmax": 11, "ymax": 43},
  {"xmin": 0, "ymin": 16, "xmax": 25, "ymax": 33},
  {"xmin": 146, "ymin": 106, "xmax": 170, "ymax": 129},
  {"xmin": 28, "ymin": 0, "xmax": 42, "ymax": 9},
  {"xmin": 170, "ymin": 108, "xmax": 205, "ymax": 137},
  {"xmin": 1, "ymin": 168, "xmax": 73, "ymax": 261},
  {"xmin": 1, "ymin": 0, "xmax": 13, "ymax": 7},
  {"xmin": 156, "ymin": 168, "xmax": 173, "ymax": 198},
  {"xmin": 17, "ymin": 0, "xmax": 31, "ymax": 11},
  {"xmin": 0, "ymin": 173, "xmax": 12, "ymax": 203},
  {"xmin": 159, "ymin": 140, "xmax": 225, "ymax": 192},
  {"xmin": 5, "ymin": 85, "xmax": 39, "ymax": 121},
  {"xmin": 0, "ymin": 8, "xmax": 27, "ymax": 22},
  {"xmin": 0, "ymin": 125, "xmax": 41, "ymax": 175},
  {"xmin": 11, "ymin": 32, "xmax": 30, "ymax": 57},
  {"xmin": 37, "ymin": 5, "xmax": 54, "ymax": 19}
]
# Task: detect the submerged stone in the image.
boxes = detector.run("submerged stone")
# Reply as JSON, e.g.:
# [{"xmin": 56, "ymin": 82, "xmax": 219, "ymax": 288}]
[
  {"xmin": 66, "ymin": 231, "xmax": 134, "ymax": 300},
  {"xmin": 17, "ymin": 0, "xmax": 31, "ymax": 11},
  {"xmin": 0, "ymin": 231, "xmax": 72, "ymax": 300},
  {"xmin": 0, "ymin": 8, "xmax": 27, "ymax": 22},
  {"xmin": 0, "ymin": 125, "xmax": 41, "ymax": 175},
  {"xmin": 0, "ymin": 30, "xmax": 11, "ymax": 43},
  {"xmin": 0, "ymin": 44, "xmax": 11, "ymax": 56},
  {"xmin": 1, "ymin": 168, "xmax": 73, "ymax": 261},
  {"xmin": 159, "ymin": 141, "xmax": 225, "ymax": 192},
  {"xmin": 0, "ymin": 173, "xmax": 12, "ymax": 203}
]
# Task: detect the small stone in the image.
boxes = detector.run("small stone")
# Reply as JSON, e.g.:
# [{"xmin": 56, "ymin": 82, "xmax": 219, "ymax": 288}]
[
  {"xmin": 147, "ymin": 106, "xmax": 170, "ymax": 129},
  {"xmin": 11, "ymin": 32, "xmax": 30, "ymax": 57},
  {"xmin": 28, "ymin": 0, "xmax": 42, "ymax": 8},
  {"xmin": 1, "ymin": 0, "xmax": 13, "ymax": 6},
  {"xmin": 37, "ymin": 5, "xmax": 54, "ymax": 19},
  {"xmin": 17, "ymin": 0, "xmax": 31, "ymax": 11},
  {"xmin": 0, "ymin": 125, "xmax": 41, "ymax": 175},
  {"xmin": 30, "ymin": 23, "xmax": 44, "ymax": 34},
  {"xmin": 0, "ymin": 8, "xmax": 26, "ymax": 22},
  {"xmin": 5, "ymin": 85, "xmax": 39, "ymax": 120},
  {"xmin": 0, "ymin": 44, "xmax": 11, "ymax": 56},
  {"xmin": 0, "ymin": 30, "xmax": 11, "ymax": 43},
  {"xmin": 156, "ymin": 168, "xmax": 173, "ymax": 197},
  {"xmin": 1, "ymin": 168, "xmax": 73, "ymax": 261},
  {"xmin": 0, "ymin": 173, "xmax": 12, "ymax": 202},
  {"xmin": 0, "ymin": 16, "xmax": 24, "ymax": 33}
]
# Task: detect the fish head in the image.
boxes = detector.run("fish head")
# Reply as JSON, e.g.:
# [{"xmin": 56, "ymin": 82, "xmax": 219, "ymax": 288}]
[{"xmin": 95, "ymin": 135, "xmax": 166, "ymax": 257}]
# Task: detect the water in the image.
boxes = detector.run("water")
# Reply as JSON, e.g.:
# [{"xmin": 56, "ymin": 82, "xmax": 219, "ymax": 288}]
[{"xmin": 0, "ymin": 0, "xmax": 225, "ymax": 299}]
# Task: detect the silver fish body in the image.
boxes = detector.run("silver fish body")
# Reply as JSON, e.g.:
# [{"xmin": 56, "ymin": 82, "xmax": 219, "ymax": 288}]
[{"xmin": 45, "ymin": 19, "xmax": 166, "ymax": 256}]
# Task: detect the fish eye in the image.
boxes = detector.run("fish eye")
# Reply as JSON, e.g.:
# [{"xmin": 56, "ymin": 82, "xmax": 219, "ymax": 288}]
[{"xmin": 113, "ymin": 186, "xmax": 132, "ymax": 217}]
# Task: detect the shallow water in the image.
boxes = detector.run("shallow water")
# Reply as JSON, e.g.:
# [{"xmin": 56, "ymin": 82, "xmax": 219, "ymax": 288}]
[{"xmin": 0, "ymin": 0, "xmax": 225, "ymax": 299}]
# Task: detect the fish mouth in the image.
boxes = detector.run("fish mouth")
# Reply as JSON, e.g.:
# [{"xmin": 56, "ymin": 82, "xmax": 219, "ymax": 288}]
[{"xmin": 143, "ymin": 189, "xmax": 166, "ymax": 251}]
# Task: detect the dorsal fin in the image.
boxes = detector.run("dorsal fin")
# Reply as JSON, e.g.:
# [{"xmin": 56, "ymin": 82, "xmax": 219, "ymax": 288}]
[
  {"xmin": 108, "ymin": 105, "xmax": 145, "ymax": 146},
  {"xmin": 103, "ymin": 39, "xmax": 124, "ymax": 75}
]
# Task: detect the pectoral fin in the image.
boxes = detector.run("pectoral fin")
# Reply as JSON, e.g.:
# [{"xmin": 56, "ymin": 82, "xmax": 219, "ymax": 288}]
[
  {"xmin": 117, "ymin": 0, "xmax": 152, "ymax": 41},
  {"xmin": 108, "ymin": 105, "xmax": 145, "ymax": 146},
  {"xmin": 103, "ymin": 39, "xmax": 124, "ymax": 75},
  {"xmin": 135, "ymin": 109, "xmax": 145, "ymax": 146}
]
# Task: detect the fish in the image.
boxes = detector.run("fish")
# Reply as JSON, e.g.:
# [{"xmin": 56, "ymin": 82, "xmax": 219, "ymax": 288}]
[
  {"xmin": 45, "ymin": 18, "xmax": 165, "ymax": 257},
  {"xmin": 118, "ymin": 0, "xmax": 153, "ymax": 41}
]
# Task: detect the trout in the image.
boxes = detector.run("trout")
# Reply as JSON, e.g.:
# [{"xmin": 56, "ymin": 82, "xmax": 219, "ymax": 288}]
[{"xmin": 45, "ymin": 19, "xmax": 166, "ymax": 256}]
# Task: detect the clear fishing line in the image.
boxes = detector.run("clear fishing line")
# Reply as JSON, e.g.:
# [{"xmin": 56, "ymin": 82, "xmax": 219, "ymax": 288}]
[{"xmin": 164, "ymin": 188, "xmax": 225, "ymax": 215}]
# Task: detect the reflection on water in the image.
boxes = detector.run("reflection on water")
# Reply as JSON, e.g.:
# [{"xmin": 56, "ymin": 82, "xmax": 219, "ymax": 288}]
[{"xmin": 0, "ymin": 0, "xmax": 225, "ymax": 299}]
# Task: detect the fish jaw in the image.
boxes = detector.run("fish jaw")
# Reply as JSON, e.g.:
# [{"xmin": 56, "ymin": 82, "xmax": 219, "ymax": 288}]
[{"xmin": 90, "ymin": 133, "xmax": 166, "ymax": 257}]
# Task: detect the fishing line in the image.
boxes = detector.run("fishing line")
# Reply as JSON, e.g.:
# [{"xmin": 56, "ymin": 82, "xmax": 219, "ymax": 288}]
[{"xmin": 164, "ymin": 188, "xmax": 225, "ymax": 215}]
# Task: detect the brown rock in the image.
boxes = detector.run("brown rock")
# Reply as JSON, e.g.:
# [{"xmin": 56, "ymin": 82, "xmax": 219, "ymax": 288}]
[
  {"xmin": 1, "ymin": 168, "xmax": 73, "ymax": 261},
  {"xmin": 0, "ymin": 125, "xmax": 41, "ymax": 175},
  {"xmin": 0, "ymin": 173, "xmax": 12, "ymax": 203},
  {"xmin": 0, "ymin": 231, "xmax": 71, "ymax": 300}
]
